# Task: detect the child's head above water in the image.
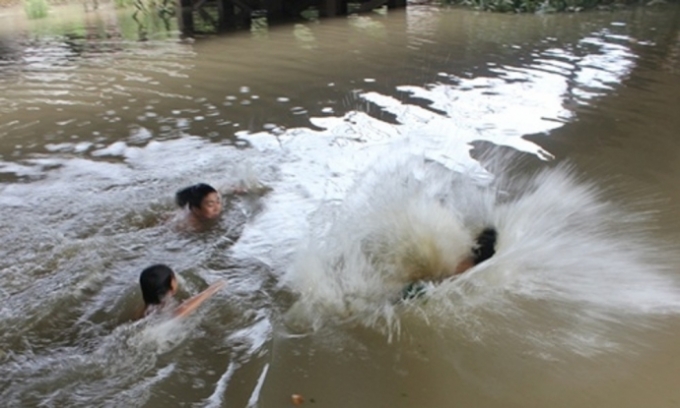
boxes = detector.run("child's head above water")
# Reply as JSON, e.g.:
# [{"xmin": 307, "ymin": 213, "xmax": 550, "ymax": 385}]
[
  {"xmin": 138, "ymin": 264, "xmax": 227, "ymax": 319},
  {"xmin": 175, "ymin": 183, "xmax": 222, "ymax": 220},
  {"xmin": 139, "ymin": 264, "xmax": 178, "ymax": 306}
]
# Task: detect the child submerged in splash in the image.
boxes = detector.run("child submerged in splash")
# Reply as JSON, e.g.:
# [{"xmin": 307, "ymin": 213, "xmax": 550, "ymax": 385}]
[
  {"xmin": 139, "ymin": 264, "xmax": 225, "ymax": 318},
  {"xmin": 453, "ymin": 227, "xmax": 498, "ymax": 274},
  {"xmin": 401, "ymin": 227, "xmax": 498, "ymax": 300}
]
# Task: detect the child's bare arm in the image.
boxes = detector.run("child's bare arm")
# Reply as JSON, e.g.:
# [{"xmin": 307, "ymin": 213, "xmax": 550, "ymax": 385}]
[
  {"xmin": 173, "ymin": 280, "xmax": 226, "ymax": 318},
  {"xmin": 453, "ymin": 256, "xmax": 476, "ymax": 275}
]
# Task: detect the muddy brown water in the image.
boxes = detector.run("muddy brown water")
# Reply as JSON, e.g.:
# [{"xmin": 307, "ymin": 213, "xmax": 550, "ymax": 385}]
[{"xmin": 1, "ymin": 3, "xmax": 680, "ymax": 408}]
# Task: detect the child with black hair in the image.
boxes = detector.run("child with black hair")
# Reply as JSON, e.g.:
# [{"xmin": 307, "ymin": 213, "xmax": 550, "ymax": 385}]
[
  {"xmin": 401, "ymin": 227, "xmax": 498, "ymax": 300},
  {"xmin": 175, "ymin": 183, "xmax": 223, "ymax": 225},
  {"xmin": 139, "ymin": 264, "xmax": 225, "ymax": 318},
  {"xmin": 452, "ymin": 227, "xmax": 498, "ymax": 274}
]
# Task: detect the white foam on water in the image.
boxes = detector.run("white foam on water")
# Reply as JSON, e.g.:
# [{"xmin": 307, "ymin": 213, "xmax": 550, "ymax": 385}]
[
  {"xmin": 223, "ymin": 26, "xmax": 660, "ymax": 357},
  {"xmin": 227, "ymin": 312, "xmax": 272, "ymax": 357},
  {"xmin": 203, "ymin": 362, "xmax": 238, "ymax": 408},
  {"xmin": 203, "ymin": 313, "xmax": 272, "ymax": 408},
  {"xmin": 0, "ymin": 314, "xmax": 192, "ymax": 406},
  {"xmin": 246, "ymin": 363, "xmax": 270, "ymax": 408},
  {"xmin": 0, "ymin": 22, "xmax": 659, "ymax": 405},
  {"xmin": 281, "ymin": 154, "xmax": 680, "ymax": 355}
]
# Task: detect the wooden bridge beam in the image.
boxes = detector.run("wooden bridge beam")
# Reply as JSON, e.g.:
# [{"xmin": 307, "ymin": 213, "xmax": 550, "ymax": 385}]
[
  {"xmin": 320, "ymin": 0, "xmax": 360, "ymax": 17},
  {"xmin": 177, "ymin": 0, "xmax": 194, "ymax": 34},
  {"xmin": 178, "ymin": 0, "xmax": 408, "ymax": 36}
]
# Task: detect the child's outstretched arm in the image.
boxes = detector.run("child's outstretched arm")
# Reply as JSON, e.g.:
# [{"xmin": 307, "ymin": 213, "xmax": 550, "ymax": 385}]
[{"xmin": 173, "ymin": 280, "xmax": 226, "ymax": 318}]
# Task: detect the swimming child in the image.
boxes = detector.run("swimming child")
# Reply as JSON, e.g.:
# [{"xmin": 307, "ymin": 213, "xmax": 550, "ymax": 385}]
[
  {"xmin": 453, "ymin": 227, "xmax": 498, "ymax": 274},
  {"xmin": 401, "ymin": 227, "xmax": 497, "ymax": 300},
  {"xmin": 139, "ymin": 264, "xmax": 226, "ymax": 318},
  {"xmin": 176, "ymin": 183, "xmax": 223, "ymax": 224}
]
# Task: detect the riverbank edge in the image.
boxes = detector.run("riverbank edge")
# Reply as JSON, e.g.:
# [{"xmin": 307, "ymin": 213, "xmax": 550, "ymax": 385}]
[{"xmin": 1, "ymin": 0, "xmax": 677, "ymax": 19}]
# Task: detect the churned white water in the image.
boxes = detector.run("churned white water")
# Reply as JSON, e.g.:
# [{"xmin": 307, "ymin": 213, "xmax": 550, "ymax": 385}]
[
  {"xmin": 282, "ymin": 152, "xmax": 680, "ymax": 356},
  {"xmin": 2, "ymin": 7, "xmax": 680, "ymax": 406}
]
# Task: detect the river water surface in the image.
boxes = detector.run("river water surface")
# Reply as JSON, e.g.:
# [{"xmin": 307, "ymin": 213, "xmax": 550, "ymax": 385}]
[{"xmin": 1, "ymin": 3, "xmax": 680, "ymax": 408}]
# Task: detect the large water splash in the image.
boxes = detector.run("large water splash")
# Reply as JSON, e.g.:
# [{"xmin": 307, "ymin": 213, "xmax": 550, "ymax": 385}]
[{"xmin": 282, "ymin": 152, "xmax": 680, "ymax": 355}]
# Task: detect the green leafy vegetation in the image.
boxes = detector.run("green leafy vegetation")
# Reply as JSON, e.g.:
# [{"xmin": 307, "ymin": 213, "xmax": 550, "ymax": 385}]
[
  {"xmin": 114, "ymin": 0, "xmax": 135, "ymax": 9},
  {"xmin": 23, "ymin": 0, "xmax": 49, "ymax": 19}
]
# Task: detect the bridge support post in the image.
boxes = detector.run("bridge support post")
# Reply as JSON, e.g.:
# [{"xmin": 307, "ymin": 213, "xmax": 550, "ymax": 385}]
[
  {"xmin": 177, "ymin": 0, "xmax": 194, "ymax": 35},
  {"xmin": 320, "ymin": 0, "xmax": 347, "ymax": 17}
]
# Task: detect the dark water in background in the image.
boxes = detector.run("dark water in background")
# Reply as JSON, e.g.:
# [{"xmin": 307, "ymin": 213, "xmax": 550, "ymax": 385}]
[{"xmin": 1, "ymin": 3, "xmax": 680, "ymax": 407}]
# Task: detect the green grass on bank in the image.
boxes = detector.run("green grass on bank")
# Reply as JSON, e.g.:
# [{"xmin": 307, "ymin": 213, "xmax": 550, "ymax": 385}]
[{"xmin": 23, "ymin": 0, "xmax": 49, "ymax": 19}]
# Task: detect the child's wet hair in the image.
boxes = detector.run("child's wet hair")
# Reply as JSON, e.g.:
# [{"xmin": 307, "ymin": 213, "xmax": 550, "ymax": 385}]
[
  {"xmin": 473, "ymin": 227, "xmax": 497, "ymax": 265},
  {"xmin": 175, "ymin": 183, "xmax": 217, "ymax": 209},
  {"xmin": 139, "ymin": 264, "xmax": 175, "ymax": 305}
]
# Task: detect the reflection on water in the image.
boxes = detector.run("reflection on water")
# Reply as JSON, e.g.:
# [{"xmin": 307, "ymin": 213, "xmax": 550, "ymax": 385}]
[{"xmin": 1, "ymin": 3, "xmax": 680, "ymax": 408}]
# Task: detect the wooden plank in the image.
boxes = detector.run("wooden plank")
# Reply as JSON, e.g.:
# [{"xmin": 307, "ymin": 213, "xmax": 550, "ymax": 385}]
[
  {"xmin": 231, "ymin": 0, "xmax": 254, "ymax": 14},
  {"xmin": 356, "ymin": 0, "xmax": 387, "ymax": 12},
  {"xmin": 198, "ymin": 6, "xmax": 217, "ymax": 28},
  {"xmin": 181, "ymin": 0, "xmax": 407, "ymax": 35}
]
